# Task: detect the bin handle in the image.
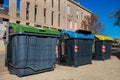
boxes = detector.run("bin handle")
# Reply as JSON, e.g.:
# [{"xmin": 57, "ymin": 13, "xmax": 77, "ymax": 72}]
[{"xmin": 9, "ymin": 63, "xmax": 55, "ymax": 72}]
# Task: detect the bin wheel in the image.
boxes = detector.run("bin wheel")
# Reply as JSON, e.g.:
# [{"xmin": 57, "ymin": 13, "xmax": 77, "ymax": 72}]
[
  {"xmin": 8, "ymin": 68, "xmax": 14, "ymax": 74},
  {"xmin": 74, "ymin": 65, "xmax": 78, "ymax": 68},
  {"xmin": 17, "ymin": 74, "xmax": 24, "ymax": 77},
  {"xmin": 89, "ymin": 62, "xmax": 92, "ymax": 64},
  {"xmin": 51, "ymin": 64, "xmax": 56, "ymax": 70},
  {"xmin": 102, "ymin": 59, "xmax": 105, "ymax": 61}
]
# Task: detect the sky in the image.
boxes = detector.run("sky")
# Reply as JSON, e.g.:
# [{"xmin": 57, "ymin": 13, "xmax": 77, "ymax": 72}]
[
  {"xmin": 75, "ymin": 0, "xmax": 120, "ymax": 38},
  {"xmin": 3, "ymin": 0, "xmax": 120, "ymax": 38}
]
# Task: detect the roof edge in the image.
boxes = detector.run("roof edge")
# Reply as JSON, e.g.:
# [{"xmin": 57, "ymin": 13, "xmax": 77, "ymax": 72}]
[{"xmin": 68, "ymin": 0, "xmax": 93, "ymax": 14}]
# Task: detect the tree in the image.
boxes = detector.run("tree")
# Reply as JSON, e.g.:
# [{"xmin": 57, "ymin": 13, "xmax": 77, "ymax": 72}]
[
  {"xmin": 81, "ymin": 14, "xmax": 104, "ymax": 34},
  {"xmin": 109, "ymin": 9, "xmax": 120, "ymax": 27},
  {"xmin": 0, "ymin": 0, "xmax": 4, "ymax": 7},
  {"xmin": 114, "ymin": 9, "xmax": 120, "ymax": 26}
]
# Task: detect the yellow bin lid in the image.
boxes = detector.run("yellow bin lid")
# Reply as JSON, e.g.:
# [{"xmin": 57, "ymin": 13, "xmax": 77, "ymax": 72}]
[{"xmin": 94, "ymin": 34, "xmax": 113, "ymax": 41}]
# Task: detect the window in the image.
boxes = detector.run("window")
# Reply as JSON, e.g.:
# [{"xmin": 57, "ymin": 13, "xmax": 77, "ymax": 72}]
[
  {"xmin": 74, "ymin": 22, "xmax": 77, "ymax": 30},
  {"xmin": 35, "ymin": 5, "xmax": 37, "ymax": 21},
  {"xmin": 51, "ymin": 11, "xmax": 54, "ymax": 25},
  {"xmin": 26, "ymin": 2, "xmax": 30, "ymax": 20},
  {"xmin": 58, "ymin": 14, "xmax": 60, "ymax": 27},
  {"xmin": 16, "ymin": 21, "xmax": 20, "ymax": 24},
  {"xmin": 58, "ymin": 0, "xmax": 60, "ymax": 11},
  {"xmin": 67, "ymin": 6, "xmax": 71, "ymax": 15},
  {"xmin": 0, "ymin": 0, "xmax": 3, "ymax": 7},
  {"xmin": 76, "ymin": 10, "xmax": 79, "ymax": 19},
  {"xmin": 26, "ymin": 23, "xmax": 30, "ymax": 25},
  {"xmin": 81, "ymin": 12, "xmax": 83, "ymax": 20},
  {"xmin": 52, "ymin": 0, "xmax": 54, "ymax": 8},
  {"xmin": 35, "ymin": 5, "xmax": 37, "ymax": 15},
  {"xmin": 44, "ymin": 0, "xmax": 46, "ymax": 3},
  {"xmin": 69, "ymin": 20, "xmax": 72, "ymax": 29},
  {"xmin": 44, "ymin": 9, "xmax": 46, "ymax": 24},
  {"xmin": 16, "ymin": 0, "xmax": 20, "ymax": 17}
]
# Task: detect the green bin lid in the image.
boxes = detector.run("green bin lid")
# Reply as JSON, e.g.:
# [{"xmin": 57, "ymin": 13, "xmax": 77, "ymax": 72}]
[{"xmin": 9, "ymin": 23, "xmax": 60, "ymax": 36}]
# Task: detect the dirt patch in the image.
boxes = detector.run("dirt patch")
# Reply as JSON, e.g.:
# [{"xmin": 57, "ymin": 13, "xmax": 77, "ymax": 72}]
[
  {"xmin": 0, "ymin": 39, "xmax": 5, "ymax": 52},
  {"xmin": 0, "ymin": 53, "xmax": 7, "ymax": 74}
]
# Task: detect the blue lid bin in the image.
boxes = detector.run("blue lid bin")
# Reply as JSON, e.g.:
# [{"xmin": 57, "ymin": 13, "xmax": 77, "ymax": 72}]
[{"xmin": 58, "ymin": 30, "xmax": 94, "ymax": 67}]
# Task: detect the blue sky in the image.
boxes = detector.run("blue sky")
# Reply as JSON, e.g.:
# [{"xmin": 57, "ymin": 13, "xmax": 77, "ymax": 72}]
[
  {"xmin": 3, "ymin": 0, "xmax": 20, "ymax": 8},
  {"xmin": 3, "ymin": 0, "xmax": 120, "ymax": 38},
  {"xmin": 75, "ymin": 0, "xmax": 120, "ymax": 38}
]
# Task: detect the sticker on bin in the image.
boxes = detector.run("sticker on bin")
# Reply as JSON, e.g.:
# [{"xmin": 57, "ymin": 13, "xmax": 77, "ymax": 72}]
[
  {"xmin": 74, "ymin": 45, "xmax": 78, "ymax": 53},
  {"xmin": 102, "ymin": 45, "xmax": 106, "ymax": 53}
]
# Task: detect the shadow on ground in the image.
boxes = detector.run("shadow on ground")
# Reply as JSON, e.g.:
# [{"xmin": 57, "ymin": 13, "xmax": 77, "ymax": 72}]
[{"xmin": 112, "ymin": 48, "xmax": 120, "ymax": 60}]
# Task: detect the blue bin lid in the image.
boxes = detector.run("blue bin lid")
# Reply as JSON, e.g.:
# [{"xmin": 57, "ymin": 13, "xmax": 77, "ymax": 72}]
[{"xmin": 61, "ymin": 30, "xmax": 94, "ymax": 39}]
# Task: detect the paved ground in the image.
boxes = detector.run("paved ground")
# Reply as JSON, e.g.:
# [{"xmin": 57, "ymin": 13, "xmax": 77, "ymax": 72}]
[
  {"xmin": 0, "ymin": 39, "xmax": 5, "ymax": 52},
  {"xmin": 0, "ymin": 48, "xmax": 120, "ymax": 80}
]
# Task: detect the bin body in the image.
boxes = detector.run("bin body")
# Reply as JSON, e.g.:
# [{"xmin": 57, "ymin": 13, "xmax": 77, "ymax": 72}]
[
  {"xmin": 95, "ymin": 41, "xmax": 112, "ymax": 60},
  {"xmin": 65, "ymin": 39, "xmax": 93, "ymax": 66},
  {"xmin": 7, "ymin": 33, "xmax": 57, "ymax": 76}
]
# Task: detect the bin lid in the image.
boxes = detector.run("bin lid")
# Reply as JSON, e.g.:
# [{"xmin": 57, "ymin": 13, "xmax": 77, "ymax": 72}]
[
  {"xmin": 76, "ymin": 30, "xmax": 92, "ymax": 34},
  {"xmin": 61, "ymin": 30, "xmax": 94, "ymax": 39},
  {"xmin": 9, "ymin": 23, "xmax": 60, "ymax": 36},
  {"xmin": 94, "ymin": 34, "xmax": 113, "ymax": 41}
]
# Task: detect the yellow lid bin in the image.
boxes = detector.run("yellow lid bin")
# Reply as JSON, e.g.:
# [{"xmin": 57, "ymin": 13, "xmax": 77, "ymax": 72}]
[
  {"xmin": 94, "ymin": 34, "xmax": 113, "ymax": 60},
  {"xmin": 94, "ymin": 34, "xmax": 113, "ymax": 41}
]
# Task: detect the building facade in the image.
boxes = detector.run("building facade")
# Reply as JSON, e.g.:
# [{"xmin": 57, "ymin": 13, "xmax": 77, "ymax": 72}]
[{"xmin": 0, "ymin": 0, "xmax": 92, "ymax": 31}]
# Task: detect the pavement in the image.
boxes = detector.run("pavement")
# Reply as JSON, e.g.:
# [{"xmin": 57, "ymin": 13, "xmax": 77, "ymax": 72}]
[
  {"xmin": 0, "ymin": 39, "xmax": 5, "ymax": 52},
  {"xmin": 0, "ymin": 48, "xmax": 120, "ymax": 80}
]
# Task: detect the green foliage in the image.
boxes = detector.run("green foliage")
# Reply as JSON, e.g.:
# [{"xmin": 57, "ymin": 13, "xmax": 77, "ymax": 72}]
[
  {"xmin": 112, "ymin": 39, "xmax": 120, "ymax": 48},
  {"xmin": 81, "ymin": 14, "xmax": 104, "ymax": 34},
  {"xmin": 113, "ymin": 40, "xmax": 119, "ymax": 44}
]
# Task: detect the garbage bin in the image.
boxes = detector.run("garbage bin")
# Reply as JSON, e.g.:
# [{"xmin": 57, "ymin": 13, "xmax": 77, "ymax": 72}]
[
  {"xmin": 6, "ymin": 23, "xmax": 60, "ymax": 77},
  {"xmin": 58, "ymin": 30, "xmax": 94, "ymax": 67},
  {"xmin": 94, "ymin": 34, "xmax": 113, "ymax": 60}
]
